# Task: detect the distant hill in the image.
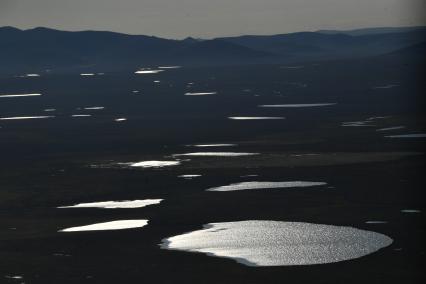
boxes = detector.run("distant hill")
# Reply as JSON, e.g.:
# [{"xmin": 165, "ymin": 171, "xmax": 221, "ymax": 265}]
[
  {"xmin": 169, "ymin": 39, "xmax": 272, "ymax": 64},
  {"xmin": 0, "ymin": 26, "xmax": 185, "ymax": 73},
  {"xmin": 0, "ymin": 26, "xmax": 425, "ymax": 74},
  {"xmin": 317, "ymin": 26, "xmax": 426, "ymax": 36},
  {"xmin": 217, "ymin": 29, "xmax": 426, "ymax": 60}
]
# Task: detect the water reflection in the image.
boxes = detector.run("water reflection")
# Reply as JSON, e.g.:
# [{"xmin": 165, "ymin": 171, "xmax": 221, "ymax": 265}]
[
  {"xmin": 5, "ymin": 275, "xmax": 24, "ymax": 280},
  {"xmin": 128, "ymin": 160, "xmax": 181, "ymax": 168},
  {"xmin": 58, "ymin": 199, "xmax": 163, "ymax": 209},
  {"xmin": 184, "ymin": 92, "xmax": 217, "ymax": 96},
  {"xmin": 229, "ymin": 117, "xmax": 285, "ymax": 120},
  {"xmin": 190, "ymin": 144, "xmax": 236, "ymax": 147},
  {"xmin": 0, "ymin": 116, "xmax": 54, "ymax": 120},
  {"xmin": 260, "ymin": 103, "xmax": 336, "ymax": 108},
  {"xmin": 178, "ymin": 175, "xmax": 202, "ymax": 178},
  {"xmin": 0, "ymin": 93, "xmax": 41, "ymax": 98},
  {"xmin": 60, "ymin": 220, "xmax": 149, "ymax": 232},
  {"xmin": 206, "ymin": 181, "xmax": 327, "ymax": 192},
  {"xmin": 174, "ymin": 152, "xmax": 259, "ymax": 157},
  {"xmin": 341, "ymin": 121, "xmax": 375, "ymax": 127},
  {"xmin": 135, "ymin": 70, "xmax": 164, "ymax": 74},
  {"xmin": 84, "ymin": 107, "xmax": 105, "ymax": 110},
  {"xmin": 376, "ymin": 126, "xmax": 405, "ymax": 132},
  {"xmin": 401, "ymin": 209, "xmax": 421, "ymax": 213},
  {"xmin": 161, "ymin": 221, "xmax": 393, "ymax": 266},
  {"xmin": 385, "ymin": 134, "xmax": 426, "ymax": 138}
]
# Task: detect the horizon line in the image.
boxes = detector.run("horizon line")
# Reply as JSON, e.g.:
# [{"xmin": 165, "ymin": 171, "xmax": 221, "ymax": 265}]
[{"xmin": 1, "ymin": 24, "xmax": 425, "ymax": 41}]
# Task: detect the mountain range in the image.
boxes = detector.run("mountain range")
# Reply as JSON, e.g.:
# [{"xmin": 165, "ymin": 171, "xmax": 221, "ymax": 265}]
[{"xmin": 0, "ymin": 26, "xmax": 425, "ymax": 74}]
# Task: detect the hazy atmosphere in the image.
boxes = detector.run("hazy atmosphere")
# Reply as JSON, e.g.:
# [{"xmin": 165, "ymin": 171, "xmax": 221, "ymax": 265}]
[
  {"xmin": 0, "ymin": 0, "xmax": 425, "ymax": 38},
  {"xmin": 1, "ymin": 0, "xmax": 425, "ymax": 283}
]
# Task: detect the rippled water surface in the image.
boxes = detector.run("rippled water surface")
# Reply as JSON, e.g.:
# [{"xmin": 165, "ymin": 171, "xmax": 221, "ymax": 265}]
[
  {"xmin": 206, "ymin": 181, "xmax": 327, "ymax": 192},
  {"xmin": 161, "ymin": 221, "xmax": 393, "ymax": 266}
]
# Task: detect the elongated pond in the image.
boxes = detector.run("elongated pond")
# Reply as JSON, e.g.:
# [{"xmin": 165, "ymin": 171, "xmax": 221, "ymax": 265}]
[{"xmin": 160, "ymin": 221, "xmax": 393, "ymax": 266}]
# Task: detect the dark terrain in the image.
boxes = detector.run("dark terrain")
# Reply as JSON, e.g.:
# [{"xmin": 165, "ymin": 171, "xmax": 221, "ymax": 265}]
[
  {"xmin": 0, "ymin": 28, "xmax": 425, "ymax": 283},
  {"xmin": 0, "ymin": 26, "xmax": 425, "ymax": 74}
]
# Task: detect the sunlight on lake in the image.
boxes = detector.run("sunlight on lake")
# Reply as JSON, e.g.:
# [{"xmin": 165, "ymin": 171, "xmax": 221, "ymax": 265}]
[
  {"xmin": 161, "ymin": 221, "xmax": 393, "ymax": 266},
  {"xmin": 259, "ymin": 103, "xmax": 336, "ymax": 108},
  {"xmin": 129, "ymin": 160, "xmax": 181, "ymax": 168},
  {"xmin": 0, "ymin": 115, "xmax": 54, "ymax": 120},
  {"xmin": 58, "ymin": 199, "xmax": 163, "ymax": 209},
  {"xmin": 0, "ymin": 93, "xmax": 41, "ymax": 98},
  {"xmin": 229, "ymin": 117, "xmax": 285, "ymax": 120},
  {"xmin": 206, "ymin": 181, "xmax": 327, "ymax": 192},
  {"xmin": 60, "ymin": 220, "xmax": 149, "ymax": 232},
  {"xmin": 174, "ymin": 152, "xmax": 259, "ymax": 157}
]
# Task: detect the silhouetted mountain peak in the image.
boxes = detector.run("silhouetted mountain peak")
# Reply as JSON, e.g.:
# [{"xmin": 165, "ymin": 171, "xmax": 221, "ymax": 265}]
[
  {"xmin": 0, "ymin": 26, "xmax": 22, "ymax": 32},
  {"xmin": 24, "ymin": 26, "xmax": 65, "ymax": 34},
  {"xmin": 182, "ymin": 37, "xmax": 202, "ymax": 44}
]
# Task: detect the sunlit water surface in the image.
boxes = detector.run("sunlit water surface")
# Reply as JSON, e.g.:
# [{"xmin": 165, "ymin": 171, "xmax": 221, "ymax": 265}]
[
  {"xmin": 229, "ymin": 117, "xmax": 285, "ymax": 120},
  {"xmin": 376, "ymin": 126, "xmax": 405, "ymax": 132},
  {"xmin": 128, "ymin": 160, "xmax": 181, "ymax": 168},
  {"xmin": 0, "ymin": 93, "xmax": 41, "ymax": 98},
  {"xmin": 385, "ymin": 134, "xmax": 426, "ymax": 138},
  {"xmin": 0, "ymin": 116, "xmax": 54, "ymax": 120},
  {"xmin": 206, "ymin": 181, "xmax": 327, "ymax": 192},
  {"xmin": 174, "ymin": 152, "xmax": 259, "ymax": 157},
  {"xmin": 259, "ymin": 103, "xmax": 336, "ymax": 108},
  {"xmin": 160, "ymin": 221, "xmax": 393, "ymax": 266},
  {"xmin": 58, "ymin": 199, "xmax": 163, "ymax": 209},
  {"xmin": 60, "ymin": 220, "xmax": 149, "ymax": 232},
  {"xmin": 190, "ymin": 144, "xmax": 237, "ymax": 147},
  {"xmin": 184, "ymin": 92, "xmax": 217, "ymax": 96}
]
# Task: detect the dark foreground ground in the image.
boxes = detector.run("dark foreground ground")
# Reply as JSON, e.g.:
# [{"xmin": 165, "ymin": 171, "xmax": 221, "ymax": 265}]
[{"xmin": 0, "ymin": 55, "xmax": 425, "ymax": 283}]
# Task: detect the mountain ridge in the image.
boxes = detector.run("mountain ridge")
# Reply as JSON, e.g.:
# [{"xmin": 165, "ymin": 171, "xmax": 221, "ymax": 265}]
[{"xmin": 1, "ymin": 26, "xmax": 425, "ymax": 74}]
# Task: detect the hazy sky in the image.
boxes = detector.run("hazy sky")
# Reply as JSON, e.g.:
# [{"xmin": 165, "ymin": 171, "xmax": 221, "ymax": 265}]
[{"xmin": 0, "ymin": 0, "xmax": 424, "ymax": 39}]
